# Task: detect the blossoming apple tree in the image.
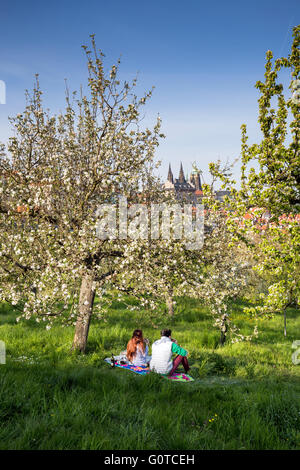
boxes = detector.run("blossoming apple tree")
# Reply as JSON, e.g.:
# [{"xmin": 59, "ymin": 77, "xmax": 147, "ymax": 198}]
[
  {"xmin": 0, "ymin": 36, "xmax": 163, "ymax": 352},
  {"xmin": 209, "ymin": 25, "xmax": 300, "ymax": 336}
]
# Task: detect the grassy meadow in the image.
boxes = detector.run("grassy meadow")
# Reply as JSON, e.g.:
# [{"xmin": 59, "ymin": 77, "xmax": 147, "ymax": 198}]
[{"xmin": 0, "ymin": 297, "xmax": 300, "ymax": 450}]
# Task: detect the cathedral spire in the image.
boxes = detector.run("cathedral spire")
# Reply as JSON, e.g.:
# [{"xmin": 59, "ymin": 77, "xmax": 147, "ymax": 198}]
[
  {"xmin": 167, "ymin": 163, "xmax": 174, "ymax": 183},
  {"xmin": 178, "ymin": 162, "xmax": 186, "ymax": 183}
]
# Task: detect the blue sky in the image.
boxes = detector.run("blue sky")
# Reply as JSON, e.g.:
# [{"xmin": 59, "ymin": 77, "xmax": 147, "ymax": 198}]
[{"xmin": 0, "ymin": 0, "xmax": 299, "ymax": 186}]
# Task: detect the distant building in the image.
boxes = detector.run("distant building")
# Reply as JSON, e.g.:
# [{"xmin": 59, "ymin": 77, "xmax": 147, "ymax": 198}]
[{"xmin": 163, "ymin": 163, "xmax": 230, "ymax": 204}]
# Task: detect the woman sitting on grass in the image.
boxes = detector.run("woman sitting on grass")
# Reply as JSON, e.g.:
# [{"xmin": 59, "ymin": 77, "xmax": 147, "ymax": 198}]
[{"xmin": 126, "ymin": 329, "xmax": 151, "ymax": 367}]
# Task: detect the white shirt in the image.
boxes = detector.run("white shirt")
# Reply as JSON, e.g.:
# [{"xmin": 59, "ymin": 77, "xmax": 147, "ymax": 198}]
[
  {"xmin": 149, "ymin": 336, "xmax": 173, "ymax": 374},
  {"xmin": 131, "ymin": 344, "xmax": 150, "ymax": 366}
]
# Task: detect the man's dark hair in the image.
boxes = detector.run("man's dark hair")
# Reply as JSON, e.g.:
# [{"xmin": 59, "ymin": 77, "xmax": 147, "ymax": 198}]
[{"xmin": 161, "ymin": 328, "xmax": 172, "ymax": 337}]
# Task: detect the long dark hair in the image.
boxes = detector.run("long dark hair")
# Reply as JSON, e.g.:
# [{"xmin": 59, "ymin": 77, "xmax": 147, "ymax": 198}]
[{"xmin": 126, "ymin": 329, "xmax": 145, "ymax": 362}]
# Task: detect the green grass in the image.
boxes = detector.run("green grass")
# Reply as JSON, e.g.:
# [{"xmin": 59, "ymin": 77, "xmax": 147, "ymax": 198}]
[{"xmin": 0, "ymin": 297, "xmax": 300, "ymax": 450}]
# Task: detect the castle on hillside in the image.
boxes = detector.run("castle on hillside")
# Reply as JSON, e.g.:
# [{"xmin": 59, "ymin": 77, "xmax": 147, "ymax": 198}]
[{"xmin": 163, "ymin": 163, "xmax": 229, "ymax": 204}]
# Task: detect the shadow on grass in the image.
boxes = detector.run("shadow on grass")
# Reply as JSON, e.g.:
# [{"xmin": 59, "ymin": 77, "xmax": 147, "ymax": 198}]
[{"xmin": 0, "ymin": 303, "xmax": 20, "ymax": 325}]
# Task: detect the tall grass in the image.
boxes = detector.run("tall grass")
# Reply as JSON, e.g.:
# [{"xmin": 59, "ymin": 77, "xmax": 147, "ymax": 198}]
[{"xmin": 0, "ymin": 298, "xmax": 299, "ymax": 450}]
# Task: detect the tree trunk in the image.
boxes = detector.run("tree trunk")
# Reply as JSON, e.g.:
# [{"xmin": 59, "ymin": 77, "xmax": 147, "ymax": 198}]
[
  {"xmin": 72, "ymin": 273, "xmax": 96, "ymax": 353},
  {"xmin": 166, "ymin": 288, "xmax": 174, "ymax": 318},
  {"xmin": 284, "ymin": 309, "xmax": 287, "ymax": 337},
  {"xmin": 220, "ymin": 313, "xmax": 228, "ymax": 346}
]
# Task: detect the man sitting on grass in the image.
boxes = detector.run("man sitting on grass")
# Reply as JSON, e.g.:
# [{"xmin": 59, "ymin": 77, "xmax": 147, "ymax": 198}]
[{"xmin": 149, "ymin": 328, "xmax": 190, "ymax": 376}]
